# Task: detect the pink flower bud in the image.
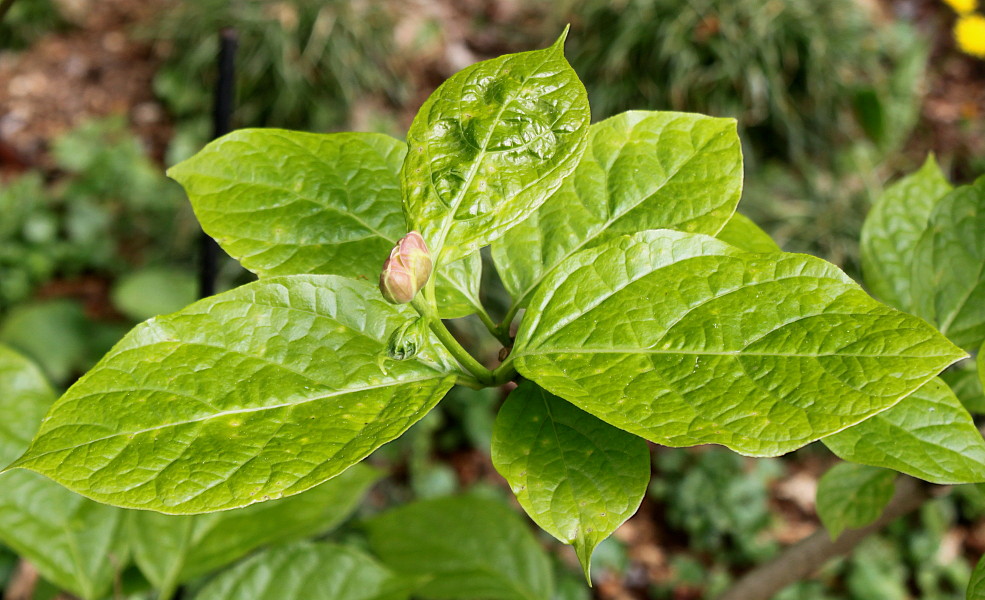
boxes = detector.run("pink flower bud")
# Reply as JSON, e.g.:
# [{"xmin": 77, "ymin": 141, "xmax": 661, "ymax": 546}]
[{"xmin": 379, "ymin": 231, "xmax": 433, "ymax": 304}]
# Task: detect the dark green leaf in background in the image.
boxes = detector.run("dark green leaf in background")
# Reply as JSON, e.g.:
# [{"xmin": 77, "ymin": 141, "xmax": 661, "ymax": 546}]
[
  {"xmin": 401, "ymin": 30, "xmax": 590, "ymax": 264},
  {"xmin": 816, "ymin": 463, "xmax": 896, "ymax": 539},
  {"xmin": 860, "ymin": 155, "xmax": 951, "ymax": 311},
  {"xmin": 493, "ymin": 111, "xmax": 741, "ymax": 308},
  {"xmin": 513, "ymin": 230, "xmax": 965, "ymax": 457},
  {"xmin": 491, "ymin": 381, "xmax": 649, "ymax": 580},
  {"xmin": 941, "ymin": 359, "xmax": 985, "ymax": 415},
  {"xmin": 824, "ymin": 378, "xmax": 985, "ymax": 484},
  {"xmin": 10, "ymin": 276, "xmax": 457, "ymax": 513},
  {"xmin": 969, "ymin": 554, "xmax": 985, "ymax": 600},
  {"xmin": 367, "ymin": 495, "xmax": 554, "ymax": 600}
]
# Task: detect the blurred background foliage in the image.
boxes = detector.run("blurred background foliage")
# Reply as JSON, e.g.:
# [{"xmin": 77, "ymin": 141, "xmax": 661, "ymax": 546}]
[{"xmin": 0, "ymin": 0, "xmax": 983, "ymax": 598}]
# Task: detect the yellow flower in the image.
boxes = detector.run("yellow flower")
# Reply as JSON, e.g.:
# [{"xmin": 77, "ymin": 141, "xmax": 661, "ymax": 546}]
[
  {"xmin": 943, "ymin": 0, "xmax": 978, "ymax": 14},
  {"xmin": 955, "ymin": 14, "xmax": 985, "ymax": 58}
]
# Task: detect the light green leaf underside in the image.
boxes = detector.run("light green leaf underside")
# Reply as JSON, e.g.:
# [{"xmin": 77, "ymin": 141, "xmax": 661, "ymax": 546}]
[
  {"xmin": 824, "ymin": 377, "xmax": 985, "ymax": 484},
  {"xmin": 815, "ymin": 463, "xmax": 895, "ymax": 539},
  {"xmin": 195, "ymin": 542, "xmax": 408, "ymax": 600},
  {"xmin": 0, "ymin": 345, "xmax": 127, "ymax": 600},
  {"xmin": 131, "ymin": 464, "xmax": 380, "ymax": 595},
  {"xmin": 861, "ymin": 155, "xmax": 951, "ymax": 311},
  {"xmin": 513, "ymin": 230, "xmax": 965, "ymax": 457},
  {"xmin": 367, "ymin": 495, "xmax": 554, "ymax": 600},
  {"xmin": 167, "ymin": 129, "xmax": 481, "ymax": 319},
  {"xmin": 716, "ymin": 212, "xmax": 781, "ymax": 254},
  {"xmin": 969, "ymin": 554, "xmax": 985, "ymax": 600},
  {"xmin": 401, "ymin": 30, "xmax": 590, "ymax": 264},
  {"xmin": 491, "ymin": 381, "xmax": 648, "ymax": 581},
  {"xmin": 11, "ymin": 276, "xmax": 457, "ymax": 513},
  {"xmin": 911, "ymin": 176, "xmax": 985, "ymax": 350},
  {"xmin": 493, "ymin": 110, "xmax": 741, "ymax": 308}
]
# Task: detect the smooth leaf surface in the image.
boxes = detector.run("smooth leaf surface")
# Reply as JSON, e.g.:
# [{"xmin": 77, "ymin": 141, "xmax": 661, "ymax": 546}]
[
  {"xmin": 131, "ymin": 464, "xmax": 380, "ymax": 595},
  {"xmin": 0, "ymin": 346, "xmax": 128, "ymax": 600},
  {"xmin": 401, "ymin": 31, "xmax": 590, "ymax": 264},
  {"xmin": 824, "ymin": 377, "xmax": 985, "ymax": 484},
  {"xmin": 716, "ymin": 212, "xmax": 780, "ymax": 254},
  {"xmin": 513, "ymin": 230, "xmax": 965, "ymax": 457},
  {"xmin": 168, "ymin": 129, "xmax": 482, "ymax": 318},
  {"xmin": 367, "ymin": 495, "xmax": 554, "ymax": 600},
  {"xmin": 491, "ymin": 381, "xmax": 648, "ymax": 580},
  {"xmin": 815, "ymin": 463, "xmax": 895, "ymax": 539},
  {"xmin": 911, "ymin": 176, "xmax": 985, "ymax": 350},
  {"xmin": 860, "ymin": 155, "xmax": 951, "ymax": 311},
  {"xmin": 493, "ymin": 111, "xmax": 741, "ymax": 307},
  {"xmin": 11, "ymin": 276, "xmax": 457, "ymax": 513},
  {"xmin": 970, "ymin": 554, "xmax": 985, "ymax": 600},
  {"xmin": 195, "ymin": 542, "xmax": 409, "ymax": 600}
]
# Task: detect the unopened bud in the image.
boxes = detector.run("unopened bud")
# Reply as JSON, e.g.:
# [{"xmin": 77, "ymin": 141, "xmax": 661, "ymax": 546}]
[
  {"xmin": 386, "ymin": 317, "xmax": 429, "ymax": 361},
  {"xmin": 380, "ymin": 231, "xmax": 432, "ymax": 304}
]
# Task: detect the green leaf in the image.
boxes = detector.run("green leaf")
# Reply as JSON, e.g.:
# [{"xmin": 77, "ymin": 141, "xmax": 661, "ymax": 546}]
[
  {"xmin": 512, "ymin": 230, "xmax": 965, "ymax": 457},
  {"xmin": 10, "ymin": 275, "xmax": 457, "ymax": 513},
  {"xmin": 860, "ymin": 155, "xmax": 951, "ymax": 311},
  {"xmin": 815, "ymin": 463, "xmax": 895, "ymax": 539},
  {"xmin": 131, "ymin": 464, "xmax": 380, "ymax": 596},
  {"xmin": 491, "ymin": 381, "xmax": 649, "ymax": 581},
  {"xmin": 940, "ymin": 359, "xmax": 985, "ymax": 415},
  {"xmin": 367, "ymin": 495, "xmax": 554, "ymax": 600},
  {"xmin": 401, "ymin": 30, "xmax": 590, "ymax": 264},
  {"xmin": 911, "ymin": 176, "xmax": 985, "ymax": 350},
  {"xmin": 112, "ymin": 267, "xmax": 198, "ymax": 321},
  {"xmin": 823, "ymin": 378, "xmax": 985, "ymax": 484},
  {"xmin": 167, "ymin": 129, "xmax": 481, "ymax": 319},
  {"xmin": 195, "ymin": 541, "xmax": 409, "ymax": 600},
  {"xmin": 970, "ymin": 554, "xmax": 985, "ymax": 600},
  {"xmin": 716, "ymin": 212, "xmax": 781, "ymax": 254},
  {"xmin": 493, "ymin": 111, "xmax": 741, "ymax": 308},
  {"xmin": 0, "ymin": 346, "xmax": 128, "ymax": 600}
]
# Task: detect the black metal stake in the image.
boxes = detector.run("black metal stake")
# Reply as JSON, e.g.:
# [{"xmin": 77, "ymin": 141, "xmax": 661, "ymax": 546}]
[{"xmin": 198, "ymin": 28, "xmax": 238, "ymax": 298}]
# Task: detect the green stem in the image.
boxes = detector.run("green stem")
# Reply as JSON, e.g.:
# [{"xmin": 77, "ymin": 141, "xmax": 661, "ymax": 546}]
[
  {"xmin": 490, "ymin": 354, "xmax": 517, "ymax": 386},
  {"xmin": 476, "ymin": 307, "xmax": 511, "ymax": 346},
  {"xmin": 498, "ymin": 302, "xmax": 522, "ymax": 339},
  {"xmin": 412, "ymin": 296, "xmax": 493, "ymax": 386}
]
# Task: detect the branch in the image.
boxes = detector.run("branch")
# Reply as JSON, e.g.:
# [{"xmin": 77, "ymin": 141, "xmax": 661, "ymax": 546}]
[{"xmin": 718, "ymin": 474, "xmax": 933, "ymax": 600}]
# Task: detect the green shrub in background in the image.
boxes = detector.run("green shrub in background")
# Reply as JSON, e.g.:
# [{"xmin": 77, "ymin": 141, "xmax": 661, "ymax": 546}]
[
  {"xmin": 554, "ymin": 0, "xmax": 927, "ymax": 166},
  {"xmin": 0, "ymin": 0, "xmax": 64, "ymax": 51},
  {"xmin": 152, "ymin": 0, "xmax": 405, "ymax": 149}
]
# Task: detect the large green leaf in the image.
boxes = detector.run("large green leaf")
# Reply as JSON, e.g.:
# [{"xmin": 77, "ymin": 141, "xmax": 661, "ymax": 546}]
[
  {"xmin": 860, "ymin": 155, "xmax": 951, "ymax": 311},
  {"xmin": 367, "ymin": 495, "xmax": 554, "ymax": 600},
  {"xmin": 970, "ymin": 554, "xmax": 985, "ymax": 600},
  {"xmin": 401, "ymin": 30, "xmax": 590, "ymax": 265},
  {"xmin": 0, "ymin": 346, "xmax": 128, "ymax": 600},
  {"xmin": 131, "ymin": 464, "xmax": 380, "ymax": 596},
  {"xmin": 512, "ymin": 230, "xmax": 965, "ymax": 457},
  {"xmin": 195, "ymin": 542, "xmax": 409, "ymax": 600},
  {"xmin": 167, "ymin": 129, "xmax": 481, "ymax": 318},
  {"xmin": 941, "ymin": 359, "xmax": 985, "ymax": 415},
  {"xmin": 815, "ymin": 463, "xmax": 895, "ymax": 539},
  {"xmin": 911, "ymin": 176, "xmax": 985, "ymax": 350},
  {"xmin": 716, "ymin": 212, "xmax": 780, "ymax": 254},
  {"xmin": 9, "ymin": 276, "xmax": 457, "ymax": 513},
  {"xmin": 823, "ymin": 378, "xmax": 985, "ymax": 484},
  {"xmin": 491, "ymin": 381, "xmax": 648, "ymax": 580},
  {"xmin": 493, "ymin": 111, "xmax": 741, "ymax": 307}
]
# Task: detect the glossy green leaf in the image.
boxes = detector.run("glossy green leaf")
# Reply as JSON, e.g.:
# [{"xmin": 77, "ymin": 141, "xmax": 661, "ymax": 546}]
[
  {"xmin": 131, "ymin": 464, "xmax": 380, "ymax": 596},
  {"xmin": 911, "ymin": 176, "xmax": 985, "ymax": 350},
  {"xmin": 493, "ymin": 111, "xmax": 741, "ymax": 308},
  {"xmin": 513, "ymin": 230, "xmax": 965, "ymax": 457},
  {"xmin": 195, "ymin": 542, "xmax": 409, "ymax": 600},
  {"xmin": 491, "ymin": 381, "xmax": 648, "ymax": 580},
  {"xmin": 941, "ymin": 359, "xmax": 985, "ymax": 415},
  {"xmin": 980, "ymin": 340, "xmax": 985, "ymax": 391},
  {"xmin": 10, "ymin": 276, "xmax": 457, "ymax": 513},
  {"xmin": 716, "ymin": 212, "xmax": 781, "ymax": 254},
  {"xmin": 168, "ymin": 129, "xmax": 481, "ymax": 318},
  {"xmin": 824, "ymin": 378, "xmax": 985, "ymax": 484},
  {"xmin": 401, "ymin": 30, "xmax": 590, "ymax": 264},
  {"xmin": 816, "ymin": 463, "xmax": 895, "ymax": 539},
  {"xmin": 969, "ymin": 554, "xmax": 985, "ymax": 600},
  {"xmin": 0, "ymin": 346, "xmax": 128, "ymax": 600},
  {"xmin": 860, "ymin": 155, "xmax": 951, "ymax": 311},
  {"xmin": 367, "ymin": 495, "xmax": 554, "ymax": 600}
]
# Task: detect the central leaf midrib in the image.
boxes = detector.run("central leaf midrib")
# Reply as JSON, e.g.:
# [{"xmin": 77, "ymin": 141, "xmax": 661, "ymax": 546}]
[{"xmin": 23, "ymin": 375, "xmax": 450, "ymax": 464}]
